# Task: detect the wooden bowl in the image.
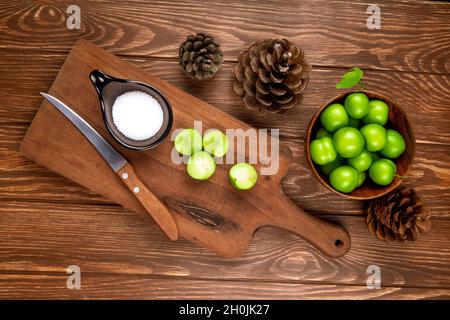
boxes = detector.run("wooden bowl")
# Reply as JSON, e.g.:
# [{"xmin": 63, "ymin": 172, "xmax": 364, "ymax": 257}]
[{"xmin": 305, "ymin": 90, "xmax": 415, "ymax": 200}]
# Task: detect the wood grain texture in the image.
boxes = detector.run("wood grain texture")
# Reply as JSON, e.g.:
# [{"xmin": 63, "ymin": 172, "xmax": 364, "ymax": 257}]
[
  {"xmin": 0, "ymin": 52, "xmax": 448, "ymax": 217},
  {"xmin": 0, "ymin": 273, "xmax": 449, "ymax": 300},
  {"xmin": 2, "ymin": 122, "xmax": 449, "ymax": 217},
  {"xmin": 0, "ymin": 0, "xmax": 449, "ymax": 300},
  {"xmin": 0, "ymin": 200, "xmax": 448, "ymax": 288},
  {"xmin": 1, "ymin": 52, "xmax": 450, "ymax": 145},
  {"xmin": 0, "ymin": 1, "xmax": 449, "ymax": 73}
]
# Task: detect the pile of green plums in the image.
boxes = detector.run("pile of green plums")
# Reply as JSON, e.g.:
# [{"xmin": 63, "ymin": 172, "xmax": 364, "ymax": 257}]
[
  {"xmin": 310, "ymin": 92, "xmax": 406, "ymax": 193},
  {"xmin": 174, "ymin": 128, "xmax": 258, "ymax": 190}
]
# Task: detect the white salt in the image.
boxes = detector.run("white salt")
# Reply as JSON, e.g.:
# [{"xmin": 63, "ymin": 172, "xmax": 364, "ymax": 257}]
[{"xmin": 112, "ymin": 91, "xmax": 164, "ymax": 141}]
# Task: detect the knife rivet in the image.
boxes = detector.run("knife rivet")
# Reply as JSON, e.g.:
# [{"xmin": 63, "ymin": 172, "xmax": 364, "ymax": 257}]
[
  {"xmin": 122, "ymin": 172, "xmax": 128, "ymax": 179},
  {"xmin": 133, "ymin": 187, "xmax": 140, "ymax": 193}
]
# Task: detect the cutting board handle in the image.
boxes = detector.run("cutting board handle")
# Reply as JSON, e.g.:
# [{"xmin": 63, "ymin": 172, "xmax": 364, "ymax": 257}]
[{"xmin": 269, "ymin": 194, "xmax": 351, "ymax": 257}]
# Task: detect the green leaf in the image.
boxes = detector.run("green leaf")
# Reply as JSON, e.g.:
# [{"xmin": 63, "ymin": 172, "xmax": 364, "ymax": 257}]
[{"xmin": 336, "ymin": 67, "xmax": 363, "ymax": 89}]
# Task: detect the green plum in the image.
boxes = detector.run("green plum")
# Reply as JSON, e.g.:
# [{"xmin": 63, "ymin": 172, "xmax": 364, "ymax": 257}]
[
  {"xmin": 360, "ymin": 124, "xmax": 387, "ymax": 152},
  {"xmin": 203, "ymin": 129, "xmax": 229, "ymax": 157},
  {"xmin": 369, "ymin": 159, "xmax": 397, "ymax": 186},
  {"xmin": 344, "ymin": 92, "xmax": 370, "ymax": 119},
  {"xmin": 329, "ymin": 165, "xmax": 359, "ymax": 193},
  {"xmin": 348, "ymin": 117, "xmax": 360, "ymax": 128},
  {"xmin": 380, "ymin": 129, "xmax": 406, "ymax": 159},
  {"xmin": 229, "ymin": 163, "xmax": 258, "ymax": 190},
  {"xmin": 333, "ymin": 127, "xmax": 365, "ymax": 158},
  {"xmin": 347, "ymin": 149, "xmax": 372, "ymax": 172},
  {"xmin": 187, "ymin": 151, "xmax": 216, "ymax": 180},
  {"xmin": 316, "ymin": 127, "xmax": 331, "ymax": 139},
  {"xmin": 174, "ymin": 128, "xmax": 202, "ymax": 156},
  {"xmin": 356, "ymin": 171, "xmax": 366, "ymax": 187},
  {"xmin": 310, "ymin": 137, "xmax": 337, "ymax": 165},
  {"xmin": 320, "ymin": 156, "xmax": 344, "ymax": 176},
  {"xmin": 320, "ymin": 103, "xmax": 349, "ymax": 132},
  {"xmin": 363, "ymin": 100, "xmax": 389, "ymax": 125}
]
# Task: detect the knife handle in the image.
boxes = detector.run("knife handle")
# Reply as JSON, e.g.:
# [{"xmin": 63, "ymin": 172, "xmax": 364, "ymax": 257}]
[{"xmin": 117, "ymin": 163, "xmax": 179, "ymax": 241}]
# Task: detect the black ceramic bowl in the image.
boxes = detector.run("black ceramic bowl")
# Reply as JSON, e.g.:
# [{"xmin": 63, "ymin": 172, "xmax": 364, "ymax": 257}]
[{"xmin": 90, "ymin": 69, "xmax": 173, "ymax": 150}]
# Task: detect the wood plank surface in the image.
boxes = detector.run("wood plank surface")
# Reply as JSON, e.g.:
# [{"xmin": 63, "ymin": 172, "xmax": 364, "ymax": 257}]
[
  {"xmin": 0, "ymin": 52, "xmax": 449, "ymax": 216},
  {"xmin": 2, "ymin": 52, "xmax": 450, "ymax": 144},
  {"xmin": 0, "ymin": 200, "xmax": 449, "ymax": 288},
  {"xmin": 1, "ymin": 273, "xmax": 449, "ymax": 300},
  {"xmin": 0, "ymin": 1, "xmax": 448, "ymax": 73},
  {"xmin": 0, "ymin": 0, "xmax": 449, "ymax": 300},
  {"xmin": 1, "ymin": 122, "xmax": 450, "ymax": 216}
]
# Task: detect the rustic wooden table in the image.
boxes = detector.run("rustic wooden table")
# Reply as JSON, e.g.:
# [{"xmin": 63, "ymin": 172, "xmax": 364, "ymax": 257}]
[{"xmin": 0, "ymin": 0, "xmax": 449, "ymax": 299}]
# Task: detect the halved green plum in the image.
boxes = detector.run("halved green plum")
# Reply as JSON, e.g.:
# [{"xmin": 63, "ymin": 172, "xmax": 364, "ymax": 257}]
[
  {"xmin": 203, "ymin": 129, "xmax": 229, "ymax": 157},
  {"xmin": 187, "ymin": 151, "xmax": 216, "ymax": 180},
  {"xmin": 174, "ymin": 128, "xmax": 202, "ymax": 156},
  {"xmin": 229, "ymin": 163, "xmax": 258, "ymax": 190}
]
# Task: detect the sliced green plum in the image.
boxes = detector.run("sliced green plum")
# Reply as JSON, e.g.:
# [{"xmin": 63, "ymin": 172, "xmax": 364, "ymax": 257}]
[
  {"xmin": 174, "ymin": 128, "xmax": 202, "ymax": 156},
  {"xmin": 187, "ymin": 151, "xmax": 216, "ymax": 180},
  {"xmin": 203, "ymin": 129, "xmax": 229, "ymax": 157},
  {"xmin": 229, "ymin": 163, "xmax": 258, "ymax": 190}
]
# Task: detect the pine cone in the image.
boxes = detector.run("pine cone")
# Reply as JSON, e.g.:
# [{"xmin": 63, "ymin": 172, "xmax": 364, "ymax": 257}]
[
  {"xmin": 366, "ymin": 186, "xmax": 431, "ymax": 242},
  {"xmin": 233, "ymin": 39, "xmax": 311, "ymax": 114},
  {"xmin": 179, "ymin": 33, "xmax": 223, "ymax": 80}
]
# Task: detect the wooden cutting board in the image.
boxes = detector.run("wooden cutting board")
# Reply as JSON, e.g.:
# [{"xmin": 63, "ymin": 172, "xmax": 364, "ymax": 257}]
[{"xmin": 20, "ymin": 40, "xmax": 350, "ymax": 258}]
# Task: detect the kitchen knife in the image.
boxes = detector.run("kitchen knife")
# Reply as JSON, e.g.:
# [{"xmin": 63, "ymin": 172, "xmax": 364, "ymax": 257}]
[{"xmin": 40, "ymin": 92, "xmax": 179, "ymax": 241}]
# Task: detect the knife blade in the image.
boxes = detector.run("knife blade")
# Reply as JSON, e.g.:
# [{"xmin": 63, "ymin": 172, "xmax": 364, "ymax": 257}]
[
  {"xmin": 41, "ymin": 93, "xmax": 127, "ymax": 172},
  {"xmin": 40, "ymin": 92, "xmax": 179, "ymax": 241}
]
